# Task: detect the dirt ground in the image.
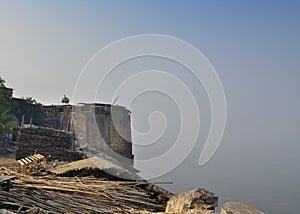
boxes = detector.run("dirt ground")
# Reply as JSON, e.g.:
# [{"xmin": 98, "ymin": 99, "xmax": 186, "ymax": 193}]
[
  {"xmin": 0, "ymin": 155, "xmax": 16, "ymax": 167},
  {"xmin": 0, "ymin": 155, "xmax": 18, "ymax": 175}
]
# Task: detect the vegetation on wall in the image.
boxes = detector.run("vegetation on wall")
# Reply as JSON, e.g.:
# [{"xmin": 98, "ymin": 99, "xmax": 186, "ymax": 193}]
[
  {"xmin": 61, "ymin": 95, "xmax": 70, "ymax": 105},
  {"xmin": 0, "ymin": 76, "xmax": 18, "ymax": 147},
  {"xmin": 21, "ymin": 96, "xmax": 37, "ymax": 104}
]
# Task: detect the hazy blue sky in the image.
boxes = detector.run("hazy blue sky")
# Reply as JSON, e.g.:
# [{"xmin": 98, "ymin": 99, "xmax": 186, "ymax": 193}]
[
  {"xmin": 1, "ymin": 0, "xmax": 299, "ymax": 104},
  {"xmin": 1, "ymin": 1, "xmax": 300, "ymax": 213}
]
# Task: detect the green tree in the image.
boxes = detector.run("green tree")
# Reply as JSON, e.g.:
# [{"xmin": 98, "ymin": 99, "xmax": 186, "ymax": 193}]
[
  {"xmin": 0, "ymin": 107, "xmax": 18, "ymax": 148},
  {"xmin": 0, "ymin": 77, "xmax": 18, "ymax": 147},
  {"xmin": 0, "ymin": 77, "xmax": 13, "ymax": 109},
  {"xmin": 0, "ymin": 77, "xmax": 6, "ymax": 88},
  {"xmin": 21, "ymin": 96, "xmax": 37, "ymax": 104},
  {"xmin": 61, "ymin": 95, "xmax": 70, "ymax": 105}
]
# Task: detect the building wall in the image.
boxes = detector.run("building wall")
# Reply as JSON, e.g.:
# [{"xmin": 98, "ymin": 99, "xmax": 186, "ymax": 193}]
[
  {"xmin": 73, "ymin": 104, "xmax": 133, "ymax": 161},
  {"xmin": 14, "ymin": 102, "xmax": 134, "ymax": 162}
]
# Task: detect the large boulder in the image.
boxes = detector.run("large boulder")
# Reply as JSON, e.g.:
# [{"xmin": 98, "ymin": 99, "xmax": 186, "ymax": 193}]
[
  {"xmin": 165, "ymin": 188, "xmax": 218, "ymax": 213},
  {"xmin": 220, "ymin": 201, "xmax": 265, "ymax": 214}
]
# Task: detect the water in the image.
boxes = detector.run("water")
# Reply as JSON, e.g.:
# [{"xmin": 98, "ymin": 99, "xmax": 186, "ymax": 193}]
[
  {"xmin": 132, "ymin": 64, "xmax": 300, "ymax": 214},
  {"xmin": 139, "ymin": 152, "xmax": 300, "ymax": 214},
  {"xmin": 135, "ymin": 139, "xmax": 300, "ymax": 214}
]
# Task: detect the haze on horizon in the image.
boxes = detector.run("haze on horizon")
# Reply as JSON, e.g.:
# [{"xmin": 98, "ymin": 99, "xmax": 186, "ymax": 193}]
[{"xmin": 1, "ymin": 1, "xmax": 300, "ymax": 213}]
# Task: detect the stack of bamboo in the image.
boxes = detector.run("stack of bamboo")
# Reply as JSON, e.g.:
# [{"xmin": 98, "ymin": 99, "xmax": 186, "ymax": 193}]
[
  {"xmin": 16, "ymin": 127, "xmax": 82, "ymax": 162},
  {"xmin": 0, "ymin": 175, "xmax": 167, "ymax": 213}
]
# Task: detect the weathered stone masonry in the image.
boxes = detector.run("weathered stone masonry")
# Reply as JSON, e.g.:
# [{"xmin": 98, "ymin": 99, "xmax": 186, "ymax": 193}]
[
  {"xmin": 15, "ymin": 103, "xmax": 134, "ymax": 163},
  {"xmin": 73, "ymin": 103, "xmax": 133, "ymax": 161}
]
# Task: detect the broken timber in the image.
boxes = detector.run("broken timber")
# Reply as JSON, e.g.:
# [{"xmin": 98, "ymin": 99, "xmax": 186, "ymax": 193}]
[
  {"xmin": 0, "ymin": 173, "xmax": 170, "ymax": 213},
  {"xmin": 17, "ymin": 154, "xmax": 46, "ymax": 174},
  {"xmin": 0, "ymin": 176, "xmax": 15, "ymax": 192}
]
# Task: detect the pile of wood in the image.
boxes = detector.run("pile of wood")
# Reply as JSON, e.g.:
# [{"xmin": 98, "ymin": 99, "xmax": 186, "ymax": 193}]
[
  {"xmin": 16, "ymin": 127, "xmax": 82, "ymax": 162},
  {"xmin": 17, "ymin": 154, "xmax": 46, "ymax": 175},
  {"xmin": 0, "ymin": 174, "xmax": 167, "ymax": 213}
]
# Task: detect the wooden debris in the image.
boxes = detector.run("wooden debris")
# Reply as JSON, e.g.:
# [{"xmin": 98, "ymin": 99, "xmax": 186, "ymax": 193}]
[
  {"xmin": 0, "ymin": 176, "xmax": 15, "ymax": 191},
  {"xmin": 0, "ymin": 175, "xmax": 168, "ymax": 213},
  {"xmin": 49, "ymin": 156, "xmax": 141, "ymax": 180},
  {"xmin": 17, "ymin": 154, "xmax": 46, "ymax": 174}
]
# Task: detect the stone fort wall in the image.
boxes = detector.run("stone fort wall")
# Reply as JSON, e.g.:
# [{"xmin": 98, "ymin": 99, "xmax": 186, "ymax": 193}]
[
  {"xmin": 15, "ymin": 103, "xmax": 133, "ymax": 162},
  {"xmin": 73, "ymin": 103, "xmax": 133, "ymax": 160}
]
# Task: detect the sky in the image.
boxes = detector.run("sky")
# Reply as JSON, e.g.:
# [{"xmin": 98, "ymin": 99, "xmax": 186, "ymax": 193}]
[
  {"xmin": 1, "ymin": 1, "xmax": 300, "ymax": 213},
  {"xmin": 0, "ymin": 1, "xmax": 299, "ymax": 104}
]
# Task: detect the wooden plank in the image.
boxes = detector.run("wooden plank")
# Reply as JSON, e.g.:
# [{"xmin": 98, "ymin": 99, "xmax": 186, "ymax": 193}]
[
  {"xmin": 17, "ymin": 160, "xmax": 25, "ymax": 166},
  {"xmin": 24, "ymin": 158, "xmax": 32, "ymax": 163},
  {"xmin": 27, "ymin": 156, "xmax": 36, "ymax": 161},
  {"xmin": 20, "ymin": 159, "xmax": 28, "ymax": 164},
  {"xmin": 0, "ymin": 176, "xmax": 15, "ymax": 183}
]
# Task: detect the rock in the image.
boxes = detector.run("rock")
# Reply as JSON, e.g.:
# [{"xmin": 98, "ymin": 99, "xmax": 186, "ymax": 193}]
[
  {"xmin": 144, "ymin": 183, "xmax": 174, "ymax": 205},
  {"xmin": 165, "ymin": 188, "xmax": 218, "ymax": 213},
  {"xmin": 220, "ymin": 201, "xmax": 265, "ymax": 214}
]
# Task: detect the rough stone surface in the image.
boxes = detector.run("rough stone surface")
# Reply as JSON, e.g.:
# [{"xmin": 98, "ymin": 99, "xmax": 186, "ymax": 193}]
[
  {"xmin": 220, "ymin": 201, "xmax": 265, "ymax": 214},
  {"xmin": 165, "ymin": 188, "xmax": 218, "ymax": 213},
  {"xmin": 74, "ymin": 104, "xmax": 133, "ymax": 161},
  {"xmin": 11, "ymin": 102, "xmax": 134, "ymax": 162}
]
